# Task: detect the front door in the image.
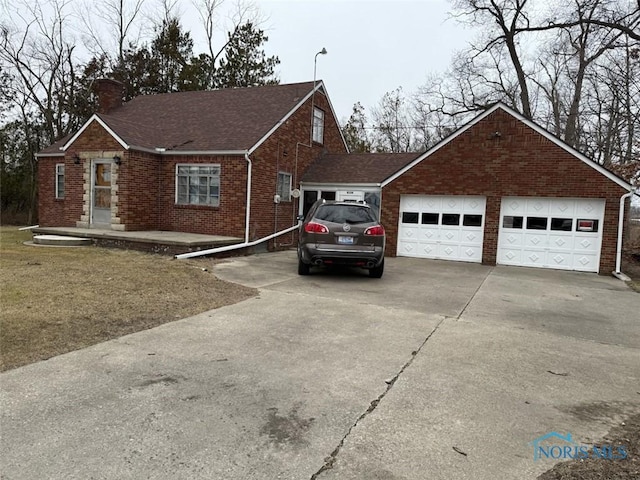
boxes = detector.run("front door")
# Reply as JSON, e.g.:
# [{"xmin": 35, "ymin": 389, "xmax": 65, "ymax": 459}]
[{"xmin": 91, "ymin": 161, "xmax": 112, "ymax": 227}]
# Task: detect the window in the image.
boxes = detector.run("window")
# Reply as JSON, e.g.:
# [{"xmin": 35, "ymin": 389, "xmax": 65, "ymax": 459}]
[
  {"xmin": 442, "ymin": 213, "xmax": 460, "ymax": 226},
  {"xmin": 277, "ymin": 172, "xmax": 292, "ymax": 202},
  {"xmin": 315, "ymin": 205, "xmax": 377, "ymax": 224},
  {"xmin": 421, "ymin": 213, "xmax": 439, "ymax": 225},
  {"xmin": 320, "ymin": 191, "xmax": 335, "ymax": 201},
  {"xmin": 176, "ymin": 164, "xmax": 220, "ymax": 206},
  {"xmin": 55, "ymin": 164, "xmax": 65, "ymax": 199},
  {"xmin": 576, "ymin": 219, "xmax": 599, "ymax": 232},
  {"xmin": 526, "ymin": 217, "xmax": 548, "ymax": 230},
  {"xmin": 463, "ymin": 214, "xmax": 483, "ymax": 227},
  {"xmin": 312, "ymin": 108, "xmax": 325, "ymax": 144},
  {"xmin": 551, "ymin": 218, "xmax": 573, "ymax": 231},
  {"xmin": 503, "ymin": 216, "xmax": 523, "ymax": 229},
  {"xmin": 402, "ymin": 212, "xmax": 419, "ymax": 224}
]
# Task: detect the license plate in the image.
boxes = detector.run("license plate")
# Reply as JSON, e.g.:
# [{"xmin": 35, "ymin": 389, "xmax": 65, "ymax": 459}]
[{"xmin": 337, "ymin": 236, "xmax": 354, "ymax": 244}]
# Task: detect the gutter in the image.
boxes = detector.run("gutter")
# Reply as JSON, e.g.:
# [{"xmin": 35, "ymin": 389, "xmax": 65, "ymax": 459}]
[{"xmin": 613, "ymin": 187, "xmax": 637, "ymax": 280}]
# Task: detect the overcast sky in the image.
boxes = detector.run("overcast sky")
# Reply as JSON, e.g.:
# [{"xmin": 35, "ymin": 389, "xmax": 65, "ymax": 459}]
[
  {"xmin": 252, "ymin": 0, "xmax": 474, "ymax": 122},
  {"xmin": 178, "ymin": 0, "xmax": 474, "ymax": 123}
]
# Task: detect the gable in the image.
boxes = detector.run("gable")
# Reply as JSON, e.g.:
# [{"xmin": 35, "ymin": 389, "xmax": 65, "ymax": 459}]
[{"xmin": 382, "ymin": 104, "xmax": 632, "ymax": 192}]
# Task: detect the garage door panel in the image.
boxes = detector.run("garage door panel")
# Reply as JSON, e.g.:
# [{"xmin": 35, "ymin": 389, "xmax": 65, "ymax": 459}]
[
  {"xmin": 498, "ymin": 197, "xmax": 604, "ymax": 273},
  {"xmin": 398, "ymin": 195, "xmax": 486, "ymax": 263}
]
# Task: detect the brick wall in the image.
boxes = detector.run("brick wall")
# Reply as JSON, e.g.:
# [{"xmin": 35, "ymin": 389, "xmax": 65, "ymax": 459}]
[
  {"xmin": 39, "ymin": 87, "xmax": 347, "ymax": 242},
  {"xmin": 381, "ymin": 109, "xmax": 629, "ymax": 274},
  {"xmin": 249, "ymin": 90, "xmax": 347, "ymax": 246}
]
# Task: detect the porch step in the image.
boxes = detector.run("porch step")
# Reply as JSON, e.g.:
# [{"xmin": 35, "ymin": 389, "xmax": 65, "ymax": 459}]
[{"xmin": 33, "ymin": 235, "xmax": 92, "ymax": 247}]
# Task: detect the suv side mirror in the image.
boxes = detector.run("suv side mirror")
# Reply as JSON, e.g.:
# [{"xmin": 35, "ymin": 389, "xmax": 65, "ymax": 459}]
[{"xmin": 296, "ymin": 214, "xmax": 305, "ymax": 222}]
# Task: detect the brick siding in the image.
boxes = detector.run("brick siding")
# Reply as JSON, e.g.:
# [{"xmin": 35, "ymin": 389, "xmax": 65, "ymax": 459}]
[
  {"xmin": 381, "ymin": 109, "xmax": 629, "ymax": 274},
  {"xmin": 38, "ymin": 89, "xmax": 347, "ymax": 245}
]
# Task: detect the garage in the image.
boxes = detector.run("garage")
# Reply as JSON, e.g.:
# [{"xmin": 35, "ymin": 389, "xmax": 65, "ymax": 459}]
[
  {"xmin": 497, "ymin": 197, "xmax": 605, "ymax": 272},
  {"xmin": 397, "ymin": 195, "xmax": 486, "ymax": 263}
]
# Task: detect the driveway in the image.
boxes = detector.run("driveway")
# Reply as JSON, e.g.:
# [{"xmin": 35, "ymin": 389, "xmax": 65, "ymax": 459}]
[{"xmin": 1, "ymin": 251, "xmax": 639, "ymax": 479}]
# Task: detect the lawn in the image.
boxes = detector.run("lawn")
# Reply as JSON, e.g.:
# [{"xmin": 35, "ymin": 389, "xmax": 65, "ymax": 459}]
[{"xmin": 0, "ymin": 227, "xmax": 256, "ymax": 371}]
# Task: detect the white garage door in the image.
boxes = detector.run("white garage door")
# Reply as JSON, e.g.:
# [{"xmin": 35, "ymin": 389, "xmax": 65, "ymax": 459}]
[
  {"xmin": 397, "ymin": 195, "xmax": 486, "ymax": 263},
  {"xmin": 497, "ymin": 197, "xmax": 605, "ymax": 272}
]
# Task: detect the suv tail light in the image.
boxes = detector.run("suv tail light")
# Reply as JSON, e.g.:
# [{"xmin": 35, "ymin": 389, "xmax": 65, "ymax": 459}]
[
  {"xmin": 364, "ymin": 225, "xmax": 385, "ymax": 236},
  {"xmin": 304, "ymin": 221, "xmax": 329, "ymax": 234}
]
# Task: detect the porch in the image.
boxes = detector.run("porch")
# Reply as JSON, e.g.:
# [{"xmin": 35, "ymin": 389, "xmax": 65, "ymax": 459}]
[{"xmin": 31, "ymin": 227, "xmax": 243, "ymax": 256}]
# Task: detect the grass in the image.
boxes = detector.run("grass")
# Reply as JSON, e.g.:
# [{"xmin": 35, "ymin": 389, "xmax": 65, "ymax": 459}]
[{"xmin": 0, "ymin": 227, "xmax": 256, "ymax": 371}]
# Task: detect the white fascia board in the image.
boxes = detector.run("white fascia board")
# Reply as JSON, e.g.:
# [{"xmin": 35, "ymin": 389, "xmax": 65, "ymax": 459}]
[
  {"xmin": 61, "ymin": 115, "xmax": 129, "ymax": 151},
  {"xmin": 300, "ymin": 182, "xmax": 381, "ymax": 189},
  {"xmin": 496, "ymin": 103, "xmax": 633, "ymax": 191},
  {"xmin": 381, "ymin": 103, "xmax": 634, "ymax": 191},
  {"xmin": 35, "ymin": 152, "xmax": 64, "ymax": 158},
  {"xmin": 381, "ymin": 105, "xmax": 501, "ymax": 187},
  {"xmin": 318, "ymin": 83, "xmax": 350, "ymax": 153},
  {"xmin": 248, "ymin": 81, "xmax": 326, "ymax": 155}
]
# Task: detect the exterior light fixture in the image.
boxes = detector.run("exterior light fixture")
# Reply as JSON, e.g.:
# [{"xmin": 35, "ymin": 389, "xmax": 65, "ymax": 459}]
[
  {"xmin": 73, "ymin": 154, "xmax": 81, "ymax": 165},
  {"xmin": 113, "ymin": 155, "xmax": 122, "ymax": 165}
]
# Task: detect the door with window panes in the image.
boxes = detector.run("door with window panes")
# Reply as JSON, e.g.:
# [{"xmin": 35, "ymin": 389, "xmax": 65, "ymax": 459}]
[{"xmin": 91, "ymin": 160, "xmax": 113, "ymax": 226}]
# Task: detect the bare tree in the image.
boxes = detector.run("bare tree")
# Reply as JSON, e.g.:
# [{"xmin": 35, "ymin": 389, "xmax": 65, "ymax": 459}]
[{"xmin": 77, "ymin": 0, "xmax": 146, "ymax": 66}]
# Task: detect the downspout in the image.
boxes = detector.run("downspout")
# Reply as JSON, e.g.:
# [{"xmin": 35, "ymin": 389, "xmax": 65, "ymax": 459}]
[
  {"xmin": 613, "ymin": 188, "xmax": 637, "ymax": 279},
  {"xmin": 175, "ymin": 151, "xmax": 300, "ymax": 260},
  {"xmin": 244, "ymin": 151, "xmax": 252, "ymax": 243}
]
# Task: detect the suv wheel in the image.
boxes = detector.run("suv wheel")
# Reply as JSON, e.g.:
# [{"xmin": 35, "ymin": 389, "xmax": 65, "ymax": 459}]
[
  {"xmin": 369, "ymin": 259, "xmax": 384, "ymax": 278},
  {"xmin": 298, "ymin": 258, "xmax": 310, "ymax": 276}
]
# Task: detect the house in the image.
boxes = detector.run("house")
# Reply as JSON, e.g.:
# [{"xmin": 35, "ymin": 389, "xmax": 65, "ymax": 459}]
[
  {"xmin": 37, "ymin": 82, "xmax": 634, "ymax": 274},
  {"xmin": 301, "ymin": 103, "xmax": 635, "ymax": 274},
  {"xmin": 36, "ymin": 79, "xmax": 347, "ymax": 251}
]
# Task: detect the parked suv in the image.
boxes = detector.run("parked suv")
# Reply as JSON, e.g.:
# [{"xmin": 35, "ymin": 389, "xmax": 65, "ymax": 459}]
[{"xmin": 297, "ymin": 200, "xmax": 386, "ymax": 278}]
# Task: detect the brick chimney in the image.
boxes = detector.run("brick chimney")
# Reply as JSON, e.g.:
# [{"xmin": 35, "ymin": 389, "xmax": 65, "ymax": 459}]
[{"xmin": 93, "ymin": 78, "xmax": 124, "ymax": 114}]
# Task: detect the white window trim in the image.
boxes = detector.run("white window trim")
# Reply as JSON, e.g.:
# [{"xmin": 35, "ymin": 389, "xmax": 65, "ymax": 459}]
[
  {"xmin": 55, "ymin": 163, "xmax": 65, "ymax": 199},
  {"xmin": 312, "ymin": 107, "xmax": 325, "ymax": 144},
  {"xmin": 175, "ymin": 163, "xmax": 221, "ymax": 207},
  {"xmin": 277, "ymin": 172, "xmax": 292, "ymax": 202}
]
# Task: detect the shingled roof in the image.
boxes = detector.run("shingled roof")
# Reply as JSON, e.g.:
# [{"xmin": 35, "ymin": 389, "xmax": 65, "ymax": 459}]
[
  {"xmin": 302, "ymin": 152, "xmax": 422, "ymax": 184},
  {"xmin": 39, "ymin": 81, "xmax": 318, "ymax": 155}
]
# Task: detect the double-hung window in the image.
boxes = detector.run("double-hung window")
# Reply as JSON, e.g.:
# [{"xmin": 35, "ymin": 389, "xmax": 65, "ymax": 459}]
[
  {"xmin": 312, "ymin": 107, "xmax": 325, "ymax": 144},
  {"xmin": 176, "ymin": 164, "xmax": 220, "ymax": 206},
  {"xmin": 277, "ymin": 172, "xmax": 292, "ymax": 202},
  {"xmin": 55, "ymin": 164, "xmax": 65, "ymax": 199}
]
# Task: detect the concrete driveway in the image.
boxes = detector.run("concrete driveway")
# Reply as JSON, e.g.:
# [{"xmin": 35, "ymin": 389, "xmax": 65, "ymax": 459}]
[{"xmin": 1, "ymin": 251, "xmax": 639, "ymax": 479}]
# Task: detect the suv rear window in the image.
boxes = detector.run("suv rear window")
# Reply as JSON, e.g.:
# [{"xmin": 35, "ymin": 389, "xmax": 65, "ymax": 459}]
[{"xmin": 315, "ymin": 205, "xmax": 377, "ymax": 224}]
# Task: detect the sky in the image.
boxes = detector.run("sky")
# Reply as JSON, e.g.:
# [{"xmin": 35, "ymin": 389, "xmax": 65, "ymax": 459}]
[
  {"xmin": 192, "ymin": 0, "xmax": 476, "ymax": 122},
  {"xmin": 4, "ymin": 0, "xmax": 474, "ymax": 123}
]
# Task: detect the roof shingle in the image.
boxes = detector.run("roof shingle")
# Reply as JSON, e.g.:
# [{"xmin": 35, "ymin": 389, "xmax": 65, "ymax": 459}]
[
  {"xmin": 302, "ymin": 152, "xmax": 422, "ymax": 184},
  {"xmin": 40, "ymin": 82, "xmax": 317, "ymax": 154}
]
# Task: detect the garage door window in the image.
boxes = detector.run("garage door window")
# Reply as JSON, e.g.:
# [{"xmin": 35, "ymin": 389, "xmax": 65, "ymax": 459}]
[
  {"xmin": 442, "ymin": 213, "xmax": 460, "ymax": 226},
  {"xmin": 503, "ymin": 216, "xmax": 523, "ymax": 229},
  {"xmin": 526, "ymin": 217, "xmax": 548, "ymax": 230},
  {"xmin": 577, "ymin": 219, "xmax": 599, "ymax": 232},
  {"xmin": 551, "ymin": 218, "xmax": 573, "ymax": 231},
  {"xmin": 463, "ymin": 214, "xmax": 482, "ymax": 227},
  {"xmin": 402, "ymin": 212, "xmax": 419, "ymax": 224},
  {"xmin": 421, "ymin": 213, "xmax": 439, "ymax": 224}
]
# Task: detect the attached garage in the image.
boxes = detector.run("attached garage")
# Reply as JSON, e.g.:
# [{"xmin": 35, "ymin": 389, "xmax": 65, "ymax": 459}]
[
  {"xmin": 397, "ymin": 195, "xmax": 486, "ymax": 262},
  {"xmin": 497, "ymin": 197, "xmax": 605, "ymax": 272},
  {"xmin": 302, "ymin": 103, "xmax": 634, "ymax": 275}
]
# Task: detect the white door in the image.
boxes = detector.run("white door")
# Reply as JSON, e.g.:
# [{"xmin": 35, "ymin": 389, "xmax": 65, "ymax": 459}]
[
  {"xmin": 497, "ymin": 197, "xmax": 605, "ymax": 272},
  {"xmin": 397, "ymin": 195, "xmax": 486, "ymax": 263}
]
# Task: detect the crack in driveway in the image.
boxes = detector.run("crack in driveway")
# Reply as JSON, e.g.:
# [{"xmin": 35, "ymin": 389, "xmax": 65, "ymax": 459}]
[{"xmin": 309, "ymin": 267, "xmax": 494, "ymax": 479}]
